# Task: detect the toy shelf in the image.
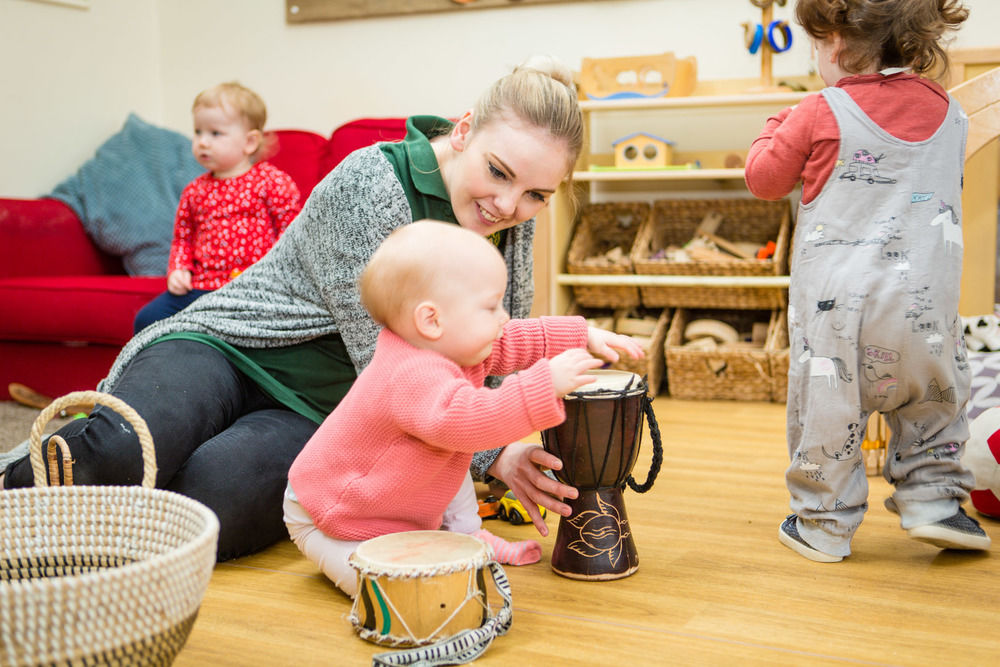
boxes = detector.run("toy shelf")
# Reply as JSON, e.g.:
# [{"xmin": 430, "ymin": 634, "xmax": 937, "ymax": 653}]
[{"xmin": 542, "ymin": 85, "xmax": 811, "ymax": 318}]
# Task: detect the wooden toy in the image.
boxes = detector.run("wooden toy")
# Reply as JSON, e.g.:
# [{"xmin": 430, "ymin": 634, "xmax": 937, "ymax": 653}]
[
  {"xmin": 613, "ymin": 132, "xmax": 674, "ymax": 168},
  {"xmin": 579, "ymin": 52, "xmax": 697, "ymax": 101},
  {"xmin": 741, "ymin": 0, "xmax": 794, "ymax": 92}
]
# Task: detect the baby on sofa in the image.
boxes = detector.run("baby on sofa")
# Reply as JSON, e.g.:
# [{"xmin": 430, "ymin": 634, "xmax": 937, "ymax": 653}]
[{"xmin": 134, "ymin": 82, "xmax": 301, "ymax": 332}]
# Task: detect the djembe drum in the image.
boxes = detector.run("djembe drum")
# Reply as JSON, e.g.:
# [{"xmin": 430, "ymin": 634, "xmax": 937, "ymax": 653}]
[{"xmin": 541, "ymin": 370, "xmax": 662, "ymax": 580}]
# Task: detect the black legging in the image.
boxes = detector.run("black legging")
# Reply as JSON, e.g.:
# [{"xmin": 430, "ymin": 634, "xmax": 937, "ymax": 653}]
[{"xmin": 2, "ymin": 339, "xmax": 319, "ymax": 560}]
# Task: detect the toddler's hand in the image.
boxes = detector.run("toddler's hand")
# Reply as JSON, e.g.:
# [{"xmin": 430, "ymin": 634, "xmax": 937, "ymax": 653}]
[
  {"xmin": 586, "ymin": 326, "xmax": 646, "ymax": 363},
  {"xmin": 167, "ymin": 269, "xmax": 193, "ymax": 295},
  {"xmin": 549, "ymin": 348, "xmax": 604, "ymax": 397}
]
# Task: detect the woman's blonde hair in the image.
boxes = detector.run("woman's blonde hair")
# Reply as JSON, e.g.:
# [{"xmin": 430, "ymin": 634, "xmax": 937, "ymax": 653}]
[
  {"xmin": 471, "ymin": 55, "xmax": 584, "ymax": 179},
  {"xmin": 795, "ymin": 0, "xmax": 969, "ymax": 76}
]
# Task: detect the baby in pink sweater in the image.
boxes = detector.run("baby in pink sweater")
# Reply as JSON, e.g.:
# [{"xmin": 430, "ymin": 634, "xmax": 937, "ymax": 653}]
[{"xmin": 283, "ymin": 220, "xmax": 643, "ymax": 596}]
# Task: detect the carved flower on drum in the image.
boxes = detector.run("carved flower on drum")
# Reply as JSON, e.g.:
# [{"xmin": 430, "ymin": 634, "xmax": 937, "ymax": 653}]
[{"xmin": 565, "ymin": 493, "xmax": 630, "ymax": 566}]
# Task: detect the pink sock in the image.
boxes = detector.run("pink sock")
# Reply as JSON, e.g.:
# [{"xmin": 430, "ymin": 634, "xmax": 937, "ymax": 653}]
[{"xmin": 473, "ymin": 529, "xmax": 542, "ymax": 565}]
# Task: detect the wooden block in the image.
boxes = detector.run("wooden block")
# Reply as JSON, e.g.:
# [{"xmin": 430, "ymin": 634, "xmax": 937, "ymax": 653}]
[{"xmin": 698, "ymin": 231, "xmax": 757, "ymax": 260}]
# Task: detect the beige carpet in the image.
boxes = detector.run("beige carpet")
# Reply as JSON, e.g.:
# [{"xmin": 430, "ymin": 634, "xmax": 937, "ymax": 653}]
[{"xmin": 0, "ymin": 401, "xmax": 71, "ymax": 456}]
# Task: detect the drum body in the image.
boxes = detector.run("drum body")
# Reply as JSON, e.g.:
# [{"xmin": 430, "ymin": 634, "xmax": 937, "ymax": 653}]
[
  {"xmin": 542, "ymin": 370, "xmax": 646, "ymax": 580},
  {"xmin": 348, "ymin": 531, "xmax": 492, "ymax": 647}
]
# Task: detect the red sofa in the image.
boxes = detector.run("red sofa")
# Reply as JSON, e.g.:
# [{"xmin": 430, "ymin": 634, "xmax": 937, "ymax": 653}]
[{"xmin": 0, "ymin": 118, "xmax": 407, "ymax": 401}]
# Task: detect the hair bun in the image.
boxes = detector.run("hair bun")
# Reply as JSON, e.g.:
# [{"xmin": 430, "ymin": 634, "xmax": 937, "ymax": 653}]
[{"xmin": 516, "ymin": 55, "xmax": 575, "ymax": 91}]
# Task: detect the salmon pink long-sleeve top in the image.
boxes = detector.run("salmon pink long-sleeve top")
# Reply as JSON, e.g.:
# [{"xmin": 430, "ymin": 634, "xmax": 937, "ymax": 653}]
[{"xmin": 287, "ymin": 316, "xmax": 589, "ymax": 541}]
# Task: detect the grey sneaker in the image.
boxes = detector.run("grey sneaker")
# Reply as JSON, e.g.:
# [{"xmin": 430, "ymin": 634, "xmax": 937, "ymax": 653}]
[
  {"xmin": 908, "ymin": 507, "xmax": 992, "ymax": 550},
  {"xmin": 778, "ymin": 514, "xmax": 843, "ymax": 563}
]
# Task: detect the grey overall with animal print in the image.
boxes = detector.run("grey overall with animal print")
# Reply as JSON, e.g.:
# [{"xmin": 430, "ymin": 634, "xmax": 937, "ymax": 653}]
[{"xmin": 785, "ymin": 85, "xmax": 974, "ymax": 557}]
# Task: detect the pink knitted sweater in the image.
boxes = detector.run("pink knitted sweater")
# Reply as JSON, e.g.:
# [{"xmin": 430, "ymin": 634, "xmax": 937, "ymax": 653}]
[{"xmin": 287, "ymin": 315, "xmax": 588, "ymax": 540}]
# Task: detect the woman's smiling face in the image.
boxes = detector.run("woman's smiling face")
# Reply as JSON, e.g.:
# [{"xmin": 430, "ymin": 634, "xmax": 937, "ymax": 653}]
[{"xmin": 442, "ymin": 111, "xmax": 571, "ymax": 237}]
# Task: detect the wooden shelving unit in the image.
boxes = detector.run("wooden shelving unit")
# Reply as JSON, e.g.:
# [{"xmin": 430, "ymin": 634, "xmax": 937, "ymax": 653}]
[{"xmin": 544, "ymin": 87, "xmax": 808, "ymax": 317}]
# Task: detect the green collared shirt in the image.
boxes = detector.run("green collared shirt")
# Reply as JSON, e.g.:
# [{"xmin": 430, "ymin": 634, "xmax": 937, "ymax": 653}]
[
  {"xmin": 380, "ymin": 115, "xmax": 457, "ymax": 224},
  {"xmin": 380, "ymin": 115, "xmax": 506, "ymax": 248}
]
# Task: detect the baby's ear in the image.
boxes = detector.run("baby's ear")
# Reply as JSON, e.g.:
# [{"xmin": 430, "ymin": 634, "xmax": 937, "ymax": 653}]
[
  {"xmin": 245, "ymin": 129, "xmax": 264, "ymax": 156},
  {"xmin": 413, "ymin": 301, "xmax": 443, "ymax": 340}
]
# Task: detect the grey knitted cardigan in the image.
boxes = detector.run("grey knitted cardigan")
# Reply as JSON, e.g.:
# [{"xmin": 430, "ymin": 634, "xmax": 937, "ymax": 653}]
[{"xmin": 100, "ymin": 145, "xmax": 536, "ymax": 479}]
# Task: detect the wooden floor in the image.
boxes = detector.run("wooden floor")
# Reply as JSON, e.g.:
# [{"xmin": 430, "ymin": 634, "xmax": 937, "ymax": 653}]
[{"xmin": 175, "ymin": 398, "xmax": 1000, "ymax": 666}]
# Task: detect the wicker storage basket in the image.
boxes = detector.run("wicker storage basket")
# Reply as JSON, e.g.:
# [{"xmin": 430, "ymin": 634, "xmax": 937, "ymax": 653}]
[
  {"xmin": 572, "ymin": 304, "xmax": 670, "ymax": 396},
  {"xmin": 767, "ymin": 309, "xmax": 790, "ymax": 403},
  {"xmin": 566, "ymin": 201, "xmax": 650, "ymax": 308},
  {"xmin": 665, "ymin": 308, "xmax": 777, "ymax": 401},
  {"xmin": 0, "ymin": 392, "xmax": 219, "ymax": 666},
  {"xmin": 631, "ymin": 198, "xmax": 791, "ymax": 310}
]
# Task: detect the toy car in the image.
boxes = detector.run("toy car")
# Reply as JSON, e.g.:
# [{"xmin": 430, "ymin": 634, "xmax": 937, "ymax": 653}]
[
  {"xmin": 477, "ymin": 495, "xmax": 500, "ymax": 520},
  {"xmin": 497, "ymin": 490, "xmax": 546, "ymax": 525}
]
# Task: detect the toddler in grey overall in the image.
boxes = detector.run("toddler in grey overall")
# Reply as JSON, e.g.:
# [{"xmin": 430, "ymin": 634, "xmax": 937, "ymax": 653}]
[{"xmin": 786, "ymin": 85, "xmax": 975, "ymax": 557}]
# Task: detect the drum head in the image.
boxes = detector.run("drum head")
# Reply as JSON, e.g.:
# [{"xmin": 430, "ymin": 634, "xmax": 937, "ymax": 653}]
[
  {"xmin": 352, "ymin": 531, "xmax": 488, "ymax": 574},
  {"xmin": 568, "ymin": 369, "xmax": 644, "ymax": 399}
]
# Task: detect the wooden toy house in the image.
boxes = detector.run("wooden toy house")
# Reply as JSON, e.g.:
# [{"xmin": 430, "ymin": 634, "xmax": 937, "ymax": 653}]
[{"xmin": 612, "ymin": 132, "xmax": 675, "ymax": 168}]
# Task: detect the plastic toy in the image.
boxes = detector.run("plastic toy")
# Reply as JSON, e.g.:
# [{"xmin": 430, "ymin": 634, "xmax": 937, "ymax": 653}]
[
  {"xmin": 477, "ymin": 495, "xmax": 500, "ymax": 520},
  {"xmin": 963, "ymin": 407, "xmax": 1000, "ymax": 517},
  {"xmin": 497, "ymin": 490, "xmax": 546, "ymax": 525}
]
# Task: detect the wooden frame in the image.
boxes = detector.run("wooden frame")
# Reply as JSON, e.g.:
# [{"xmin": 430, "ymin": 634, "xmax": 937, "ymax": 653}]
[{"xmin": 287, "ymin": 0, "xmax": 612, "ymax": 23}]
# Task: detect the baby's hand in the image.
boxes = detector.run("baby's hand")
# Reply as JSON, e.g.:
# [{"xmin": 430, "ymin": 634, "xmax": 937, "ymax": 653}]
[
  {"xmin": 586, "ymin": 326, "xmax": 646, "ymax": 364},
  {"xmin": 549, "ymin": 348, "xmax": 604, "ymax": 397},
  {"xmin": 167, "ymin": 269, "xmax": 193, "ymax": 295}
]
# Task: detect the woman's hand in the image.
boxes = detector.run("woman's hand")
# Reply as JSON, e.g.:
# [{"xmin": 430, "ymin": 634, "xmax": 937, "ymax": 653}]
[
  {"xmin": 486, "ymin": 442, "xmax": 578, "ymax": 537},
  {"xmin": 586, "ymin": 326, "xmax": 645, "ymax": 363},
  {"xmin": 167, "ymin": 269, "xmax": 193, "ymax": 296}
]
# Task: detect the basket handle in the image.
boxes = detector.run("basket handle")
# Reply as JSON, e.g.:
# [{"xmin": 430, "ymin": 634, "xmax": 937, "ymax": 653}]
[{"xmin": 29, "ymin": 391, "xmax": 157, "ymax": 489}]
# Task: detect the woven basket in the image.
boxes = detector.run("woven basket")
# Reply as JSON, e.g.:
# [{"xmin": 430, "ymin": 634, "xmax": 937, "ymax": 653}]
[
  {"xmin": 571, "ymin": 304, "xmax": 670, "ymax": 396},
  {"xmin": 767, "ymin": 309, "xmax": 790, "ymax": 403},
  {"xmin": 665, "ymin": 309, "xmax": 777, "ymax": 401},
  {"xmin": 566, "ymin": 201, "xmax": 650, "ymax": 308},
  {"xmin": 631, "ymin": 198, "xmax": 791, "ymax": 310},
  {"xmin": 0, "ymin": 391, "xmax": 219, "ymax": 666}
]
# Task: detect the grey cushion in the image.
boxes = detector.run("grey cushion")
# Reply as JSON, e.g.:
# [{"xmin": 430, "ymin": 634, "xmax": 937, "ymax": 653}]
[{"xmin": 49, "ymin": 113, "xmax": 203, "ymax": 276}]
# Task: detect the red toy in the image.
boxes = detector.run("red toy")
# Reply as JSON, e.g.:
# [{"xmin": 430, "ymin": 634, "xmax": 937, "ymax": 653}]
[{"xmin": 964, "ymin": 407, "xmax": 1000, "ymax": 518}]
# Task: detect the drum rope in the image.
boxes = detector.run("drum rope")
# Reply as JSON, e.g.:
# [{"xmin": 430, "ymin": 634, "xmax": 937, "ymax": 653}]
[
  {"xmin": 626, "ymin": 396, "xmax": 663, "ymax": 493},
  {"xmin": 370, "ymin": 562, "xmax": 513, "ymax": 666}
]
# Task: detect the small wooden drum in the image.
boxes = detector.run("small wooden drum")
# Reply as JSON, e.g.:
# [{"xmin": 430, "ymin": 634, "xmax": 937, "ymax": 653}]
[
  {"xmin": 348, "ymin": 531, "xmax": 509, "ymax": 651},
  {"xmin": 541, "ymin": 370, "xmax": 662, "ymax": 580}
]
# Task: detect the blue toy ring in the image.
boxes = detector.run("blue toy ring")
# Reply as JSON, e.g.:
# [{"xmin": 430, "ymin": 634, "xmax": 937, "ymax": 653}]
[
  {"xmin": 767, "ymin": 20, "xmax": 793, "ymax": 53},
  {"xmin": 747, "ymin": 23, "xmax": 764, "ymax": 55}
]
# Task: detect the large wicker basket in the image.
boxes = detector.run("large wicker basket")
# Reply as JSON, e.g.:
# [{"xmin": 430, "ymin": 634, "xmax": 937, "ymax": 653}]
[
  {"xmin": 768, "ymin": 309, "xmax": 790, "ymax": 403},
  {"xmin": 0, "ymin": 391, "xmax": 219, "ymax": 666},
  {"xmin": 566, "ymin": 201, "xmax": 650, "ymax": 308},
  {"xmin": 631, "ymin": 198, "xmax": 791, "ymax": 310},
  {"xmin": 665, "ymin": 309, "xmax": 777, "ymax": 401}
]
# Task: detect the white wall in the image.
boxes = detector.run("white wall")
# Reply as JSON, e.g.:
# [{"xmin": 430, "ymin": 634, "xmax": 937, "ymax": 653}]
[
  {"xmin": 3, "ymin": 0, "xmax": 1000, "ymax": 197},
  {"xmin": 0, "ymin": 0, "xmax": 163, "ymax": 196}
]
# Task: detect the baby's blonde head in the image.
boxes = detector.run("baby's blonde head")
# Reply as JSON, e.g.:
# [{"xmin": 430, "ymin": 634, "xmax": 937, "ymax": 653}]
[
  {"xmin": 193, "ymin": 81, "xmax": 267, "ymax": 131},
  {"xmin": 360, "ymin": 221, "xmax": 505, "ymax": 332}
]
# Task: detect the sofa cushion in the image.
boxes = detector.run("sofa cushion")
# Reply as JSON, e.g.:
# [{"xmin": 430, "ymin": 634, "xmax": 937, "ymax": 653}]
[
  {"xmin": 48, "ymin": 113, "xmax": 203, "ymax": 277},
  {"xmin": 265, "ymin": 130, "xmax": 330, "ymax": 199},
  {"xmin": 326, "ymin": 117, "xmax": 408, "ymax": 171},
  {"xmin": 0, "ymin": 275, "xmax": 165, "ymax": 345},
  {"xmin": 0, "ymin": 198, "xmax": 123, "ymax": 278}
]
